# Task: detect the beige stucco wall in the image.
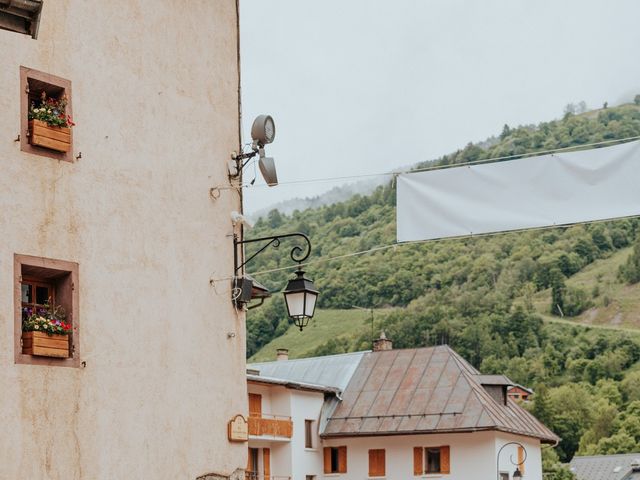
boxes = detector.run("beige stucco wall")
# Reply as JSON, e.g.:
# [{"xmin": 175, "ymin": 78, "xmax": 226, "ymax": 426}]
[{"xmin": 0, "ymin": 1, "xmax": 247, "ymax": 478}]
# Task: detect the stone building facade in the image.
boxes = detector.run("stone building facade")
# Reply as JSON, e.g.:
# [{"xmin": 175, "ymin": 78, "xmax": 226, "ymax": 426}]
[{"xmin": 0, "ymin": 1, "xmax": 247, "ymax": 478}]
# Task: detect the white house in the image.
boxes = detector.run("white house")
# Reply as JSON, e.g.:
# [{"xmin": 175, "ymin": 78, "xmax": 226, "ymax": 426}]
[{"xmin": 247, "ymin": 338, "xmax": 558, "ymax": 480}]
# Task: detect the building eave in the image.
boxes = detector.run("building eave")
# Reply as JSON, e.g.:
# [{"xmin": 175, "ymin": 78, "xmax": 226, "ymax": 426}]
[
  {"xmin": 320, "ymin": 425, "xmax": 559, "ymax": 444},
  {"xmin": 247, "ymin": 374, "xmax": 341, "ymax": 395}
]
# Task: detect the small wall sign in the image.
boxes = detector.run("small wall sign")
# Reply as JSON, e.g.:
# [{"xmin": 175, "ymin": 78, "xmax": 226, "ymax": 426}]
[{"xmin": 228, "ymin": 414, "xmax": 248, "ymax": 442}]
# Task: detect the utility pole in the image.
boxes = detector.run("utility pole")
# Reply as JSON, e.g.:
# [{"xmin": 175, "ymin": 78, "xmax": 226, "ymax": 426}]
[{"xmin": 352, "ymin": 305, "xmax": 374, "ymax": 347}]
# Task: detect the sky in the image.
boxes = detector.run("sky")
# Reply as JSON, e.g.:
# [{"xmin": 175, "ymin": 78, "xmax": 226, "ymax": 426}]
[{"xmin": 240, "ymin": 0, "xmax": 640, "ymax": 215}]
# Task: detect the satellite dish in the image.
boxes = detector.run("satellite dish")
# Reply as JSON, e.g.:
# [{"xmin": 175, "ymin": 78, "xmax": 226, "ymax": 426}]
[{"xmin": 259, "ymin": 155, "xmax": 278, "ymax": 187}]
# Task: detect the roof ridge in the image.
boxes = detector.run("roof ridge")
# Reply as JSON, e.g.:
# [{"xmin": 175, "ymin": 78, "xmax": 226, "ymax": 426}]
[
  {"xmin": 249, "ymin": 350, "xmax": 370, "ymax": 366},
  {"xmin": 447, "ymin": 346, "xmax": 481, "ymax": 375},
  {"xmin": 462, "ymin": 370, "xmax": 559, "ymax": 442},
  {"xmin": 460, "ymin": 370, "xmax": 501, "ymax": 428}
]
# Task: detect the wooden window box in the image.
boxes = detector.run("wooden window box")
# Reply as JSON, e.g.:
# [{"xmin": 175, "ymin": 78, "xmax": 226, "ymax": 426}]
[
  {"xmin": 20, "ymin": 67, "xmax": 73, "ymax": 162},
  {"xmin": 28, "ymin": 119, "xmax": 71, "ymax": 152},
  {"xmin": 14, "ymin": 254, "xmax": 80, "ymax": 368},
  {"xmin": 22, "ymin": 331, "xmax": 69, "ymax": 358}
]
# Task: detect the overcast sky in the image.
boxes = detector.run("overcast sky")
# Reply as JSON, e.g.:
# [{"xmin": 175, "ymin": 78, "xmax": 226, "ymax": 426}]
[{"xmin": 240, "ymin": 0, "xmax": 640, "ymax": 214}]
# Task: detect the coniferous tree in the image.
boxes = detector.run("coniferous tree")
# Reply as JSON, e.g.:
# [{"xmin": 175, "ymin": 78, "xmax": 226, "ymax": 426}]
[{"xmin": 619, "ymin": 237, "xmax": 640, "ymax": 284}]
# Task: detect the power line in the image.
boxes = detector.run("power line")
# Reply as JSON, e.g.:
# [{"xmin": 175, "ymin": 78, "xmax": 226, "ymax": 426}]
[
  {"xmin": 210, "ymin": 212, "xmax": 640, "ymax": 285},
  {"xmin": 216, "ymin": 135, "xmax": 640, "ymax": 191}
]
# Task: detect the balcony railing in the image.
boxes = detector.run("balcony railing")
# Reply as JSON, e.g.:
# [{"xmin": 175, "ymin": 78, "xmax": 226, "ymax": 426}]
[{"xmin": 248, "ymin": 413, "xmax": 293, "ymax": 438}]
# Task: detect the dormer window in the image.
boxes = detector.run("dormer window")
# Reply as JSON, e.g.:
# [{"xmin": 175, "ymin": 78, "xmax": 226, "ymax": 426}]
[
  {"xmin": 0, "ymin": 0, "xmax": 43, "ymax": 39},
  {"xmin": 476, "ymin": 374, "xmax": 513, "ymax": 406}
]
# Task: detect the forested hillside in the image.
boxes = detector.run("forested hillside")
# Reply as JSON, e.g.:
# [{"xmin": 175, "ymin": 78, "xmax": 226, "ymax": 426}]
[{"xmin": 244, "ymin": 102, "xmax": 640, "ymax": 467}]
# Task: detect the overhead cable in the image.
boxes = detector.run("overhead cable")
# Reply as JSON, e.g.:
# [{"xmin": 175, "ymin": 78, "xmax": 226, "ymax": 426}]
[{"xmin": 217, "ymin": 135, "xmax": 640, "ymax": 191}]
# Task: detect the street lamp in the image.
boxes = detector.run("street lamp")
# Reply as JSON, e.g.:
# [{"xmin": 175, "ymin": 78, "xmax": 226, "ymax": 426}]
[
  {"xmin": 283, "ymin": 268, "xmax": 319, "ymax": 331},
  {"xmin": 233, "ymin": 232, "xmax": 319, "ymax": 331},
  {"xmin": 496, "ymin": 442, "xmax": 527, "ymax": 480}
]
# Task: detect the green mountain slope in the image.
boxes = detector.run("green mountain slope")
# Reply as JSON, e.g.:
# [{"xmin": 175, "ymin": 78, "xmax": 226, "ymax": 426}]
[
  {"xmin": 528, "ymin": 246, "xmax": 640, "ymax": 330},
  {"xmin": 248, "ymin": 308, "xmax": 374, "ymax": 362}
]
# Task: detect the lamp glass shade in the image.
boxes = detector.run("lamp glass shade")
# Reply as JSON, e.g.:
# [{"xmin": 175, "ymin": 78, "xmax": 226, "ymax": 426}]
[
  {"xmin": 284, "ymin": 291, "xmax": 306, "ymax": 318},
  {"xmin": 305, "ymin": 292, "xmax": 317, "ymax": 316},
  {"xmin": 283, "ymin": 269, "xmax": 319, "ymax": 330},
  {"xmin": 513, "ymin": 468, "xmax": 522, "ymax": 480}
]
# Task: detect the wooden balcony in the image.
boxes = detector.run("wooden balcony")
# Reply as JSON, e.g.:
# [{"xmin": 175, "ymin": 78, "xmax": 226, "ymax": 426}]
[{"xmin": 248, "ymin": 414, "xmax": 293, "ymax": 438}]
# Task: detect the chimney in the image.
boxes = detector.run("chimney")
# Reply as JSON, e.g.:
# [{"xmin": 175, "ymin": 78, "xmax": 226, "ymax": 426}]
[
  {"xmin": 276, "ymin": 348, "xmax": 289, "ymax": 361},
  {"xmin": 373, "ymin": 331, "xmax": 393, "ymax": 352}
]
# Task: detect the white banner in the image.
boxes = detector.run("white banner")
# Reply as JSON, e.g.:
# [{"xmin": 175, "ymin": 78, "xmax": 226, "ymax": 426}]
[{"xmin": 397, "ymin": 140, "xmax": 640, "ymax": 242}]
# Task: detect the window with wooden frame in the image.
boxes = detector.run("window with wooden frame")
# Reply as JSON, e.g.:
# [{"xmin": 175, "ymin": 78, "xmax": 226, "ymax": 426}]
[
  {"xmin": 413, "ymin": 445, "xmax": 450, "ymax": 475},
  {"xmin": 0, "ymin": 0, "xmax": 43, "ymax": 38},
  {"xmin": 248, "ymin": 393, "xmax": 262, "ymax": 417},
  {"xmin": 14, "ymin": 254, "xmax": 79, "ymax": 367},
  {"xmin": 246, "ymin": 447, "xmax": 259, "ymax": 479},
  {"xmin": 20, "ymin": 66, "xmax": 74, "ymax": 162},
  {"xmin": 323, "ymin": 446, "xmax": 347, "ymax": 474},
  {"xmin": 368, "ymin": 449, "xmax": 385, "ymax": 477},
  {"xmin": 305, "ymin": 419, "xmax": 314, "ymax": 448}
]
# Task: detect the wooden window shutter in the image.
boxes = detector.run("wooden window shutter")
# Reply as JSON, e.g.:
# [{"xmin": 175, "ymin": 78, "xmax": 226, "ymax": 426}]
[
  {"xmin": 246, "ymin": 447, "xmax": 253, "ymax": 471},
  {"xmin": 518, "ymin": 446, "xmax": 525, "ymax": 475},
  {"xmin": 368, "ymin": 450, "xmax": 376, "ymax": 477},
  {"xmin": 368, "ymin": 449, "xmax": 385, "ymax": 477},
  {"xmin": 440, "ymin": 446, "xmax": 450, "ymax": 474},
  {"xmin": 323, "ymin": 447, "xmax": 332, "ymax": 474},
  {"xmin": 413, "ymin": 447, "xmax": 423, "ymax": 475},
  {"xmin": 338, "ymin": 446, "xmax": 348, "ymax": 473},
  {"xmin": 248, "ymin": 393, "xmax": 262, "ymax": 417},
  {"xmin": 263, "ymin": 448, "xmax": 270, "ymax": 479}
]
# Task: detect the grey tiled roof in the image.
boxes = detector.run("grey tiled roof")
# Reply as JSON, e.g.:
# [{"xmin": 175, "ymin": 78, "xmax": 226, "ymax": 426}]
[
  {"xmin": 570, "ymin": 454, "xmax": 640, "ymax": 480},
  {"xmin": 249, "ymin": 350, "xmax": 367, "ymax": 392}
]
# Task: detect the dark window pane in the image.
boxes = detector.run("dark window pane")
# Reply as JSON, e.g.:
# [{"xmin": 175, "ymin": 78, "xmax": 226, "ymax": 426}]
[
  {"xmin": 21, "ymin": 283, "xmax": 32, "ymax": 303},
  {"xmin": 426, "ymin": 448, "xmax": 441, "ymax": 473},
  {"xmin": 35, "ymin": 285, "xmax": 50, "ymax": 305},
  {"xmin": 305, "ymin": 420, "xmax": 313, "ymax": 448},
  {"xmin": 331, "ymin": 447, "xmax": 339, "ymax": 473}
]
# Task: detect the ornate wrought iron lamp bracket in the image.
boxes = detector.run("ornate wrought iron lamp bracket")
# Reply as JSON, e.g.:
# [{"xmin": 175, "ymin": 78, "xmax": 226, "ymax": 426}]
[
  {"xmin": 496, "ymin": 441, "xmax": 527, "ymax": 480},
  {"xmin": 233, "ymin": 232, "xmax": 312, "ymax": 275}
]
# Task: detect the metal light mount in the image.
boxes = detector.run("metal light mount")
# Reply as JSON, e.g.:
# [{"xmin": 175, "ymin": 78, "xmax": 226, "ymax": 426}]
[
  {"xmin": 232, "ymin": 232, "xmax": 319, "ymax": 330},
  {"xmin": 229, "ymin": 115, "xmax": 278, "ymax": 186},
  {"xmin": 496, "ymin": 442, "xmax": 527, "ymax": 480}
]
